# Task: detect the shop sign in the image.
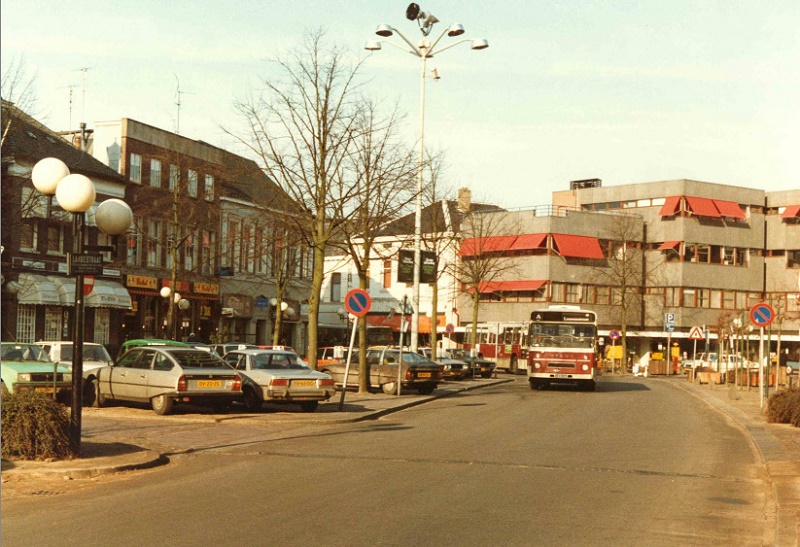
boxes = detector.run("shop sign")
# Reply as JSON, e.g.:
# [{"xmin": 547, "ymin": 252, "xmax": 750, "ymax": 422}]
[
  {"xmin": 162, "ymin": 279, "xmax": 190, "ymax": 293},
  {"xmin": 126, "ymin": 275, "xmax": 158, "ymax": 289},
  {"xmin": 194, "ymin": 282, "xmax": 220, "ymax": 295},
  {"xmin": 222, "ymin": 294, "xmax": 254, "ymax": 318},
  {"xmin": 200, "ymin": 304, "xmax": 212, "ymax": 318}
]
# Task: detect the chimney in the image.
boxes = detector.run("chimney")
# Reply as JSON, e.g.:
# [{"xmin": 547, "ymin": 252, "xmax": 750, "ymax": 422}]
[{"xmin": 457, "ymin": 187, "xmax": 471, "ymax": 212}]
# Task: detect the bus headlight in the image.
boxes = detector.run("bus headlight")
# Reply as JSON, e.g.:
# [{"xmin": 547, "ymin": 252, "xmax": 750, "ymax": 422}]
[
  {"xmin": 582, "ymin": 364, "xmax": 589, "ymax": 371},
  {"xmin": 534, "ymin": 362, "xmax": 542, "ymax": 370}
]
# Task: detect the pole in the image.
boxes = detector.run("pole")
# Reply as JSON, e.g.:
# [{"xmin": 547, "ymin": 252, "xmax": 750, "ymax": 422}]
[
  {"xmin": 765, "ymin": 325, "xmax": 772, "ymax": 399},
  {"xmin": 410, "ymin": 46, "xmax": 427, "ymax": 354},
  {"xmin": 398, "ymin": 296, "xmax": 409, "ymax": 396},
  {"xmin": 337, "ymin": 317, "xmax": 359, "ymax": 411},
  {"xmin": 759, "ymin": 327, "xmax": 765, "ymax": 409},
  {"xmin": 69, "ymin": 213, "xmax": 85, "ymax": 455}
]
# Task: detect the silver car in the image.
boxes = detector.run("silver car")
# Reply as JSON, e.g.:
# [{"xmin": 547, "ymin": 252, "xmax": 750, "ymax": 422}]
[
  {"xmin": 222, "ymin": 349, "xmax": 335, "ymax": 412},
  {"xmin": 37, "ymin": 341, "xmax": 113, "ymax": 406},
  {"xmin": 93, "ymin": 347, "xmax": 243, "ymax": 415}
]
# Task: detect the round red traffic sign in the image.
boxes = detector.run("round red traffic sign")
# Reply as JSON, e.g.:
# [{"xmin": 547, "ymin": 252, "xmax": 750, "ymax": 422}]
[
  {"xmin": 445, "ymin": 323, "xmax": 455, "ymax": 334},
  {"xmin": 609, "ymin": 329, "xmax": 621, "ymax": 341},
  {"xmin": 749, "ymin": 302, "xmax": 775, "ymax": 327},
  {"xmin": 344, "ymin": 288, "xmax": 371, "ymax": 317}
]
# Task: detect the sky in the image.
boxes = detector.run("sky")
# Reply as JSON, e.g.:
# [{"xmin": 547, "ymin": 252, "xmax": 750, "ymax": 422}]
[{"xmin": 3, "ymin": 0, "xmax": 799, "ymax": 208}]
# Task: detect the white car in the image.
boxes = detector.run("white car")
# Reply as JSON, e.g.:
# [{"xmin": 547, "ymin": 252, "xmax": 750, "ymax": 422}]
[
  {"xmin": 222, "ymin": 349, "xmax": 335, "ymax": 412},
  {"xmin": 37, "ymin": 341, "xmax": 113, "ymax": 406}
]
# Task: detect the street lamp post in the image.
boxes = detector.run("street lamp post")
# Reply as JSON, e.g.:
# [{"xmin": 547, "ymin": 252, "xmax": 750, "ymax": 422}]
[
  {"xmin": 32, "ymin": 157, "xmax": 133, "ymax": 456},
  {"xmin": 366, "ymin": 3, "xmax": 487, "ymax": 352}
]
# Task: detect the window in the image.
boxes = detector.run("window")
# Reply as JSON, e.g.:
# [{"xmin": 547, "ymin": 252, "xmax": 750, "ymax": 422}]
[
  {"xmin": 184, "ymin": 230, "xmax": 196, "ymax": 271},
  {"xmin": 16, "ymin": 305, "xmax": 36, "ymax": 343},
  {"xmin": 21, "ymin": 187, "xmax": 48, "ymax": 218},
  {"xmin": 169, "ymin": 164, "xmax": 179, "ymax": 191},
  {"xmin": 94, "ymin": 308, "xmax": 110, "ymax": 345},
  {"xmin": 150, "ymin": 159, "xmax": 161, "ymax": 187},
  {"xmin": 46, "ymin": 224, "xmax": 65, "ymax": 255},
  {"xmin": 710, "ymin": 290, "xmax": 722, "ymax": 309},
  {"xmin": 204, "ymin": 175, "xmax": 214, "ymax": 201},
  {"xmin": 565, "ymin": 283, "xmax": 580, "ymax": 303},
  {"xmin": 330, "ymin": 273, "xmax": 342, "ymax": 302},
  {"xmin": 129, "ymin": 153, "xmax": 142, "ymax": 183},
  {"xmin": 788, "ymin": 250, "xmax": 800, "ymax": 269},
  {"xmin": 147, "ymin": 219, "xmax": 162, "ymax": 267},
  {"xmin": 550, "ymin": 282, "xmax": 565, "ymax": 302},
  {"xmin": 126, "ymin": 225, "xmax": 140, "ymax": 266},
  {"xmin": 20, "ymin": 222, "xmax": 38, "ymax": 252},
  {"xmin": 383, "ymin": 260, "xmax": 392, "ymax": 288},
  {"xmin": 723, "ymin": 291, "xmax": 735, "ymax": 309},
  {"xmin": 735, "ymin": 248, "xmax": 748, "ymax": 267},
  {"xmin": 681, "ymin": 288, "xmax": 696, "ymax": 307},
  {"xmin": 723, "ymin": 247, "xmax": 735, "ymax": 265},
  {"xmin": 697, "ymin": 244, "xmax": 710, "ymax": 263},
  {"xmin": 187, "ymin": 169, "xmax": 198, "ymax": 197},
  {"xmin": 201, "ymin": 230, "xmax": 215, "ymax": 275},
  {"xmin": 45, "ymin": 307, "xmax": 61, "ymax": 341}
]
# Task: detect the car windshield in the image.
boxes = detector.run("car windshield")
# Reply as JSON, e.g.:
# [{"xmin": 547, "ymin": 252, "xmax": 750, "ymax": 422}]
[
  {"xmin": 60, "ymin": 344, "xmax": 112, "ymax": 362},
  {"xmin": 170, "ymin": 350, "xmax": 226, "ymax": 368},
  {"xmin": 528, "ymin": 324, "xmax": 596, "ymax": 348},
  {"xmin": 254, "ymin": 353, "xmax": 309, "ymax": 370},
  {"xmin": 1, "ymin": 344, "xmax": 50, "ymax": 362},
  {"xmin": 382, "ymin": 351, "xmax": 428, "ymax": 365},
  {"xmin": 448, "ymin": 349, "xmax": 470, "ymax": 359}
]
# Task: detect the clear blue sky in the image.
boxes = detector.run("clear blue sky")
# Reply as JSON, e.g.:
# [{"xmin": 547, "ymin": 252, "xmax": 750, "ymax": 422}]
[{"xmin": 3, "ymin": 0, "xmax": 799, "ymax": 207}]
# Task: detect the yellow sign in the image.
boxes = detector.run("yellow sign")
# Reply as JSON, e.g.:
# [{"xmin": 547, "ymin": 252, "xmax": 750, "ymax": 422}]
[
  {"xmin": 126, "ymin": 275, "xmax": 158, "ymax": 289},
  {"xmin": 607, "ymin": 346, "xmax": 623, "ymax": 359},
  {"xmin": 194, "ymin": 282, "xmax": 220, "ymax": 295}
]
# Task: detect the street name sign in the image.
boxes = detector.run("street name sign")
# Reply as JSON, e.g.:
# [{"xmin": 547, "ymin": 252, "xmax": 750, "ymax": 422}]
[{"xmin": 68, "ymin": 253, "xmax": 104, "ymax": 276}]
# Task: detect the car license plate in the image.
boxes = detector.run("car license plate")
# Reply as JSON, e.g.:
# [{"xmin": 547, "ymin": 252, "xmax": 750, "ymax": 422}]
[
  {"xmin": 197, "ymin": 380, "xmax": 222, "ymax": 388},
  {"xmin": 418, "ymin": 372, "xmax": 431, "ymax": 378},
  {"xmin": 554, "ymin": 374, "xmax": 569, "ymax": 378},
  {"xmin": 292, "ymin": 380, "xmax": 315, "ymax": 387}
]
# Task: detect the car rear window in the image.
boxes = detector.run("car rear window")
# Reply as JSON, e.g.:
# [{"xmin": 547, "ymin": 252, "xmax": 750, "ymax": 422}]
[{"xmin": 171, "ymin": 350, "xmax": 226, "ymax": 368}]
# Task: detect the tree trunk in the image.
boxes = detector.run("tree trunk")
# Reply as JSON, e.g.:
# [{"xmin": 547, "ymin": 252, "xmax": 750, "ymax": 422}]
[{"xmin": 306, "ymin": 244, "xmax": 325, "ymax": 369}]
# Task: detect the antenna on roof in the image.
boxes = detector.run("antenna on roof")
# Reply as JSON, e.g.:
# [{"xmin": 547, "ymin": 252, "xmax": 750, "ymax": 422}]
[
  {"xmin": 59, "ymin": 83, "xmax": 78, "ymax": 130},
  {"xmin": 173, "ymin": 73, "xmax": 196, "ymax": 135},
  {"xmin": 73, "ymin": 67, "xmax": 91, "ymax": 123}
]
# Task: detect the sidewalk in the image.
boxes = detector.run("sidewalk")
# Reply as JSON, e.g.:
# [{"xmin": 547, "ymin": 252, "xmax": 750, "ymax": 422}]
[
  {"xmin": 665, "ymin": 376, "xmax": 800, "ymax": 546},
  {"xmin": 0, "ymin": 377, "xmax": 512, "ymax": 480}
]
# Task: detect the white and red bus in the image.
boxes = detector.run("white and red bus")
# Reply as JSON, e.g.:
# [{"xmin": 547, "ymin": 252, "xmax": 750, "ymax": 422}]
[
  {"xmin": 464, "ymin": 322, "xmax": 528, "ymax": 373},
  {"xmin": 527, "ymin": 306, "xmax": 598, "ymax": 391}
]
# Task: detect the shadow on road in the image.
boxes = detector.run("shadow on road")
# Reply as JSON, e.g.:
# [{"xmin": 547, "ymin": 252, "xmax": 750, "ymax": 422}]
[{"xmin": 595, "ymin": 380, "xmax": 651, "ymax": 392}]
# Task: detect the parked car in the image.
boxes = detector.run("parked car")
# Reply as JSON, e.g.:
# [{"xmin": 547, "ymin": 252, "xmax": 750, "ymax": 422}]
[
  {"xmin": 92, "ymin": 346, "xmax": 242, "ymax": 415},
  {"xmin": 681, "ymin": 353, "xmax": 754, "ymax": 373},
  {"xmin": 1, "ymin": 342, "xmax": 72, "ymax": 402},
  {"xmin": 314, "ymin": 346, "xmax": 350, "ymax": 367},
  {"xmin": 37, "ymin": 341, "xmax": 113, "ymax": 406},
  {"xmin": 446, "ymin": 349, "xmax": 496, "ymax": 378},
  {"xmin": 222, "ymin": 349, "xmax": 335, "ymax": 412},
  {"xmin": 417, "ymin": 348, "xmax": 470, "ymax": 380},
  {"xmin": 116, "ymin": 338, "xmax": 191, "ymax": 359},
  {"xmin": 211, "ymin": 343, "xmax": 257, "ymax": 357},
  {"xmin": 321, "ymin": 346, "xmax": 443, "ymax": 395}
]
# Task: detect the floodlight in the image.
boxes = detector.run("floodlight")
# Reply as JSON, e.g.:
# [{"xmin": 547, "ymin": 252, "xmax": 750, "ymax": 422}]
[
  {"xmin": 365, "ymin": 40, "xmax": 382, "ymax": 51},
  {"xmin": 376, "ymin": 24, "xmax": 394, "ymax": 37},
  {"xmin": 471, "ymin": 38, "xmax": 489, "ymax": 50},
  {"xmin": 406, "ymin": 3, "xmax": 420, "ymax": 20},
  {"xmin": 447, "ymin": 23, "xmax": 465, "ymax": 37}
]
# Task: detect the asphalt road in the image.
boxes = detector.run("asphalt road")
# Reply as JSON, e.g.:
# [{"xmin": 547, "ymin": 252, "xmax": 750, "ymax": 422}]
[{"xmin": 1, "ymin": 376, "xmax": 773, "ymax": 546}]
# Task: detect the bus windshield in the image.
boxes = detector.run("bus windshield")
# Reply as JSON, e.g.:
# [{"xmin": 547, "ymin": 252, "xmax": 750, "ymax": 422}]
[{"xmin": 528, "ymin": 323, "xmax": 596, "ymax": 348}]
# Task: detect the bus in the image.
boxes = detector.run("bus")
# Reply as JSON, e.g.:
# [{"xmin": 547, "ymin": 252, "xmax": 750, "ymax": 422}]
[
  {"xmin": 464, "ymin": 322, "xmax": 528, "ymax": 373},
  {"xmin": 527, "ymin": 306, "xmax": 598, "ymax": 391}
]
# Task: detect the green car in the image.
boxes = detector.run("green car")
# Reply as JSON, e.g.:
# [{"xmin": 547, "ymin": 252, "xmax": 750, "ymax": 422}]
[{"xmin": 1, "ymin": 342, "xmax": 72, "ymax": 401}]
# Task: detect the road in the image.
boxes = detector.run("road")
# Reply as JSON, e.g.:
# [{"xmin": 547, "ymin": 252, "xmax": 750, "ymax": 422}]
[{"xmin": 1, "ymin": 376, "xmax": 774, "ymax": 546}]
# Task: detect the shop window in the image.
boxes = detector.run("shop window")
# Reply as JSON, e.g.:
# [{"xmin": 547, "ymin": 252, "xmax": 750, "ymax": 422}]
[
  {"xmin": 16, "ymin": 305, "xmax": 36, "ymax": 343},
  {"xmin": 44, "ymin": 307, "xmax": 61, "ymax": 341},
  {"xmin": 94, "ymin": 308, "xmax": 110, "ymax": 345}
]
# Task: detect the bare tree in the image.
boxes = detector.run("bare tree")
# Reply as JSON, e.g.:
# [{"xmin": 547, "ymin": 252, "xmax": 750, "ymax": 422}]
[
  {"xmin": 2, "ymin": 56, "xmax": 39, "ymax": 147},
  {"xmin": 457, "ymin": 209, "xmax": 521, "ymax": 350},
  {"xmin": 226, "ymin": 29, "xmax": 364, "ymax": 369},
  {"xmin": 334, "ymin": 99, "xmax": 418, "ymax": 391}
]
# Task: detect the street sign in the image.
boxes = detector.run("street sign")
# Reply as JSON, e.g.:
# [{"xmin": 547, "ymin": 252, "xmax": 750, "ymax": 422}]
[
  {"xmin": 83, "ymin": 275, "xmax": 95, "ymax": 297},
  {"xmin": 344, "ymin": 288, "xmax": 371, "ymax": 317},
  {"xmin": 688, "ymin": 326, "xmax": 704, "ymax": 340},
  {"xmin": 665, "ymin": 324, "xmax": 676, "ymax": 333},
  {"xmin": 749, "ymin": 302, "xmax": 775, "ymax": 328},
  {"xmin": 609, "ymin": 329, "xmax": 621, "ymax": 341},
  {"xmin": 445, "ymin": 323, "xmax": 455, "ymax": 334},
  {"xmin": 68, "ymin": 253, "xmax": 104, "ymax": 276}
]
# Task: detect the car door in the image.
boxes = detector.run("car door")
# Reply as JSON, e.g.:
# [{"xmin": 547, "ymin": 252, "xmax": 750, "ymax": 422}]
[
  {"xmin": 106, "ymin": 349, "xmax": 145, "ymax": 400},
  {"xmin": 147, "ymin": 351, "xmax": 177, "ymax": 400},
  {"xmin": 125, "ymin": 349, "xmax": 156, "ymax": 402}
]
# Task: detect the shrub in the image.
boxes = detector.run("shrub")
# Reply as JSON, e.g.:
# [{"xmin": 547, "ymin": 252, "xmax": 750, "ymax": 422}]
[
  {"xmin": 765, "ymin": 388, "xmax": 800, "ymax": 424},
  {"xmin": 1, "ymin": 391, "xmax": 73, "ymax": 460}
]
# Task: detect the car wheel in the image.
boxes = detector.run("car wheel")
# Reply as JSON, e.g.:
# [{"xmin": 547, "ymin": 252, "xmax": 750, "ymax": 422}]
[
  {"xmin": 382, "ymin": 381, "xmax": 398, "ymax": 395},
  {"xmin": 299, "ymin": 401, "xmax": 318, "ymax": 413},
  {"xmin": 96, "ymin": 380, "xmax": 109, "ymax": 408},
  {"xmin": 83, "ymin": 378, "xmax": 97, "ymax": 407},
  {"xmin": 151, "ymin": 394, "xmax": 173, "ymax": 415},
  {"xmin": 417, "ymin": 385, "xmax": 435, "ymax": 395},
  {"xmin": 243, "ymin": 387, "xmax": 262, "ymax": 412}
]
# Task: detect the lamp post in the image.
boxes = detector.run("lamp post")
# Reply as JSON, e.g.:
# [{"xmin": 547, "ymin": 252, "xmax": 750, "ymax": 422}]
[
  {"xmin": 159, "ymin": 286, "xmax": 185, "ymax": 340},
  {"xmin": 270, "ymin": 297, "xmax": 289, "ymax": 345},
  {"xmin": 366, "ymin": 3, "xmax": 487, "ymax": 352},
  {"xmin": 31, "ymin": 157, "xmax": 133, "ymax": 456}
]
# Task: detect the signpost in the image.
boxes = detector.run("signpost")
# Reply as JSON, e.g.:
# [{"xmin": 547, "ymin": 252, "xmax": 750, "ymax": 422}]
[
  {"xmin": 749, "ymin": 302, "xmax": 775, "ymax": 408},
  {"xmin": 609, "ymin": 329, "xmax": 620, "ymax": 374},
  {"xmin": 338, "ymin": 289, "xmax": 371, "ymax": 411},
  {"xmin": 689, "ymin": 326, "xmax": 703, "ymax": 373},
  {"xmin": 664, "ymin": 313, "xmax": 675, "ymax": 374}
]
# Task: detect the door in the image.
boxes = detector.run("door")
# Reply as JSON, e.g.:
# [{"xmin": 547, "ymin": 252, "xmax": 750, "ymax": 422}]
[
  {"xmin": 147, "ymin": 351, "xmax": 177, "ymax": 400},
  {"xmin": 106, "ymin": 349, "xmax": 146, "ymax": 400}
]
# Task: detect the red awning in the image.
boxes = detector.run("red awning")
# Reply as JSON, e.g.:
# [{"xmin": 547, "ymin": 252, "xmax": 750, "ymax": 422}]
[
  {"xmin": 781, "ymin": 205, "xmax": 800, "ymax": 219},
  {"xmin": 685, "ymin": 196, "xmax": 721, "ymax": 218},
  {"xmin": 657, "ymin": 241, "xmax": 681, "ymax": 250},
  {"xmin": 712, "ymin": 200, "xmax": 745, "ymax": 219},
  {"xmin": 459, "ymin": 234, "xmax": 547, "ymax": 256},
  {"xmin": 659, "ymin": 196, "xmax": 682, "ymax": 216},
  {"xmin": 552, "ymin": 234, "xmax": 605, "ymax": 259},
  {"xmin": 477, "ymin": 280, "xmax": 546, "ymax": 293}
]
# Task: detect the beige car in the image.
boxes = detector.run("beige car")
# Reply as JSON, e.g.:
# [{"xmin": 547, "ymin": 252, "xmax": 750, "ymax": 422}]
[{"xmin": 321, "ymin": 347, "xmax": 443, "ymax": 395}]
